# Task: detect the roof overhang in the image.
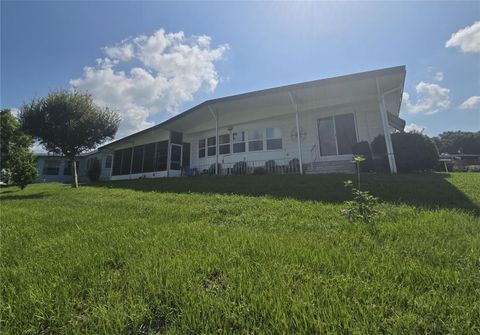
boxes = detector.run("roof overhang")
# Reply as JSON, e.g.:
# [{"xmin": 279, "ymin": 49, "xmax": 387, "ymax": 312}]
[{"xmin": 99, "ymin": 65, "xmax": 406, "ymax": 150}]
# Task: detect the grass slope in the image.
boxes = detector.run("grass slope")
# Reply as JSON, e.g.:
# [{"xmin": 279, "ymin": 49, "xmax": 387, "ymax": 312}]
[{"xmin": 1, "ymin": 173, "xmax": 479, "ymax": 334}]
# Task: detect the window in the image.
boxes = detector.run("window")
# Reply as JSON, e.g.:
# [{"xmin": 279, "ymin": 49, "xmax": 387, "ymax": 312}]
[
  {"xmin": 112, "ymin": 150, "xmax": 122, "ymax": 176},
  {"xmin": 170, "ymin": 144, "xmax": 182, "ymax": 170},
  {"xmin": 131, "ymin": 145, "xmax": 144, "ymax": 174},
  {"xmin": 143, "ymin": 143, "xmax": 155, "ymax": 173},
  {"xmin": 105, "ymin": 155, "xmax": 112, "ymax": 169},
  {"xmin": 121, "ymin": 148, "xmax": 132, "ymax": 175},
  {"xmin": 182, "ymin": 142, "xmax": 191, "ymax": 168},
  {"xmin": 335, "ymin": 114, "xmax": 357, "ymax": 155},
  {"xmin": 317, "ymin": 113, "xmax": 357, "ymax": 156},
  {"xmin": 266, "ymin": 128, "xmax": 283, "ymax": 150},
  {"xmin": 43, "ymin": 159, "xmax": 60, "ymax": 175},
  {"xmin": 155, "ymin": 140, "xmax": 168, "ymax": 171},
  {"xmin": 248, "ymin": 129, "xmax": 263, "ymax": 151},
  {"xmin": 219, "ymin": 134, "xmax": 230, "ymax": 154},
  {"xmin": 198, "ymin": 139, "xmax": 206, "ymax": 158},
  {"xmin": 233, "ymin": 131, "xmax": 246, "ymax": 153},
  {"xmin": 64, "ymin": 160, "xmax": 72, "ymax": 175},
  {"xmin": 170, "ymin": 131, "xmax": 183, "ymax": 144},
  {"xmin": 207, "ymin": 136, "xmax": 216, "ymax": 156}
]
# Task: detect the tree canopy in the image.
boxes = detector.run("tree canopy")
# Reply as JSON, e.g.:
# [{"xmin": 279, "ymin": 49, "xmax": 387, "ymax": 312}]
[
  {"xmin": 0, "ymin": 109, "xmax": 37, "ymax": 189},
  {"xmin": 434, "ymin": 131, "xmax": 480, "ymax": 155},
  {"xmin": 20, "ymin": 90, "xmax": 120, "ymax": 187}
]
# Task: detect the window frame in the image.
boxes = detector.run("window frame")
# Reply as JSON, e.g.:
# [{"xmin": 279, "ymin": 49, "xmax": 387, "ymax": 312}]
[
  {"xmin": 266, "ymin": 127, "xmax": 283, "ymax": 151},
  {"xmin": 247, "ymin": 128, "xmax": 264, "ymax": 152},
  {"xmin": 317, "ymin": 112, "xmax": 358, "ymax": 157}
]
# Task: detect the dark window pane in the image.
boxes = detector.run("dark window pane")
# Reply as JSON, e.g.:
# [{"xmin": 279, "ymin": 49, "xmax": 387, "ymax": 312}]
[
  {"xmin": 199, "ymin": 139, "xmax": 205, "ymax": 149},
  {"xmin": 131, "ymin": 145, "xmax": 144, "ymax": 174},
  {"xmin": 64, "ymin": 160, "xmax": 72, "ymax": 175},
  {"xmin": 170, "ymin": 145, "xmax": 181, "ymax": 170},
  {"xmin": 43, "ymin": 159, "xmax": 60, "ymax": 175},
  {"xmin": 182, "ymin": 143, "xmax": 191, "ymax": 168},
  {"xmin": 112, "ymin": 150, "xmax": 122, "ymax": 176},
  {"xmin": 267, "ymin": 139, "xmax": 282, "ymax": 150},
  {"xmin": 199, "ymin": 148, "xmax": 205, "ymax": 158},
  {"xmin": 207, "ymin": 146, "xmax": 216, "ymax": 156},
  {"xmin": 105, "ymin": 155, "xmax": 112, "ymax": 168},
  {"xmin": 121, "ymin": 148, "xmax": 132, "ymax": 175},
  {"xmin": 219, "ymin": 144, "xmax": 230, "ymax": 154},
  {"xmin": 248, "ymin": 140, "xmax": 263, "ymax": 151},
  {"xmin": 335, "ymin": 113, "xmax": 357, "ymax": 155},
  {"xmin": 143, "ymin": 143, "xmax": 155, "ymax": 173},
  {"xmin": 155, "ymin": 141, "xmax": 168, "ymax": 171},
  {"xmin": 318, "ymin": 117, "xmax": 336, "ymax": 156},
  {"xmin": 170, "ymin": 131, "xmax": 183, "ymax": 144},
  {"xmin": 207, "ymin": 137, "xmax": 216, "ymax": 146},
  {"xmin": 219, "ymin": 134, "xmax": 230, "ymax": 144},
  {"xmin": 233, "ymin": 143, "xmax": 245, "ymax": 153}
]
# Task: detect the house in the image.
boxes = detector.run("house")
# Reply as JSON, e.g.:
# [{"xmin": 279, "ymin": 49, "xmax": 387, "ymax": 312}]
[
  {"xmin": 35, "ymin": 151, "xmax": 111, "ymax": 183},
  {"xmin": 92, "ymin": 66, "xmax": 406, "ymax": 180}
]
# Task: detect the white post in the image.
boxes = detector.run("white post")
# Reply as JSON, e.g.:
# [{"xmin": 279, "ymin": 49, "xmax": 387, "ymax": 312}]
[
  {"xmin": 376, "ymin": 78, "xmax": 397, "ymax": 174},
  {"xmin": 288, "ymin": 92, "xmax": 303, "ymax": 174},
  {"xmin": 208, "ymin": 106, "xmax": 219, "ymax": 175}
]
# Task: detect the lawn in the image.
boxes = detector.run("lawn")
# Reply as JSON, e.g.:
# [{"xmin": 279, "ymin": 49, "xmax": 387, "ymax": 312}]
[{"xmin": 1, "ymin": 173, "xmax": 479, "ymax": 334}]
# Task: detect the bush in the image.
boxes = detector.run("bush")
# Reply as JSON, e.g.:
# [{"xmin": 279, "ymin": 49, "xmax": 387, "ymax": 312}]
[
  {"xmin": 254, "ymin": 167, "xmax": 267, "ymax": 175},
  {"xmin": 288, "ymin": 158, "xmax": 300, "ymax": 173},
  {"xmin": 233, "ymin": 161, "xmax": 247, "ymax": 175},
  {"xmin": 371, "ymin": 133, "xmax": 438, "ymax": 173},
  {"xmin": 351, "ymin": 141, "xmax": 374, "ymax": 172},
  {"xmin": 265, "ymin": 160, "xmax": 276, "ymax": 173},
  {"xmin": 342, "ymin": 180, "xmax": 382, "ymax": 224},
  {"xmin": 88, "ymin": 158, "xmax": 101, "ymax": 182},
  {"xmin": 208, "ymin": 163, "xmax": 222, "ymax": 175}
]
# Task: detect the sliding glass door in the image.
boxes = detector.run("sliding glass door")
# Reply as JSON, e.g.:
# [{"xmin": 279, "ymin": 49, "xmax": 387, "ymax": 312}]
[{"xmin": 317, "ymin": 113, "xmax": 357, "ymax": 156}]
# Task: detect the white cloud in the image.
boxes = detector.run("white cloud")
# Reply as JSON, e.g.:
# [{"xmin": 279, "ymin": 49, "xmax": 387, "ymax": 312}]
[
  {"xmin": 459, "ymin": 96, "xmax": 480, "ymax": 110},
  {"xmin": 434, "ymin": 71, "xmax": 444, "ymax": 82},
  {"xmin": 70, "ymin": 28, "xmax": 229, "ymax": 138},
  {"xmin": 404, "ymin": 123, "xmax": 426, "ymax": 134},
  {"xmin": 401, "ymin": 82, "xmax": 450, "ymax": 115},
  {"xmin": 445, "ymin": 21, "xmax": 480, "ymax": 53}
]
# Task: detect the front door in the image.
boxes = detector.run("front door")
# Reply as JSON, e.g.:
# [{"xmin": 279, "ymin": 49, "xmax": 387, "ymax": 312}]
[{"xmin": 170, "ymin": 144, "xmax": 182, "ymax": 170}]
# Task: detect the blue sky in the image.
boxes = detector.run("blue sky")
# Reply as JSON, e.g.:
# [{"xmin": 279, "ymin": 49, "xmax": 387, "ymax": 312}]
[{"xmin": 2, "ymin": 1, "xmax": 479, "ymax": 139}]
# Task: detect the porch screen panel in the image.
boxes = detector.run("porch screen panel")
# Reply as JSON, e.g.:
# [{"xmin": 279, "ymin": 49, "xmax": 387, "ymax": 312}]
[
  {"xmin": 112, "ymin": 150, "xmax": 122, "ymax": 176},
  {"xmin": 143, "ymin": 143, "xmax": 155, "ymax": 173},
  {"xmin": 182, "ymin": 143, "xmax": 191, "ymax": 168},
  {"xmin": 170, "ymin": 131, "xmax": 183, "ymax": 144},
  {"xmin": 131, "ymin": 145, "xmax": 144, "ymax": 174},
  {"xmin": 219, "ymin": 134, "xmax": 230, "ymax": 154},
  {"xmin": 121, "ymin": 148, "xmax": 132, "ymax": 175},
  {"xmin": 233, "ymin": 131, "xmax": 246, "ymax": 153},
  {"xmin": 335, "ymin": 113, "xmax": 357, "ymax": 155},
  {"xmin": 170, "ymin": 145, "xmax": 181, "ymax": 170},
  {"xmin": 155, "ymin": 140, "xmax": 168, "ymax": 171},
  {"xmin": 64, "ymin": 160, "xmax": 72, "ymax": 175},
  {"xmin": 318, "ymin": 117, "xmax": 336, "ymax": 156}
]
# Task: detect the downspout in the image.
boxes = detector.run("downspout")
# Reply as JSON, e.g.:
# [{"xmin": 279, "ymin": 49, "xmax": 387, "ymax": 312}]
[
  {"xmin": 208, "ymin": 106, "xmax": 219, "ymax": 175},
  {"xmin": 375, "ymin": 78, "xmax": 398, "ymax": 174},
  {"xmin": 288, "ymin": 92, "xmax": 303, "ymax": 174}
]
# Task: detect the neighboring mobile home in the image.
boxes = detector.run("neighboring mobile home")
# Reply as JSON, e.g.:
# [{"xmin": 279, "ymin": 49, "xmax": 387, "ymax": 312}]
[{"xmin": 98, "ymin": 66, "xmax": 406, "ymax": 180}]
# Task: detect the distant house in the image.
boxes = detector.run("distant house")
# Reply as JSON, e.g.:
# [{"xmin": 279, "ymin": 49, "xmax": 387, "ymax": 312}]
[
  {"xmin": 35, "ymin": 151, "xmax": 111, "ymax": 183},
  {"xmin": 36, "ymin": 66, "xmax": 406, "ymax": 182}
]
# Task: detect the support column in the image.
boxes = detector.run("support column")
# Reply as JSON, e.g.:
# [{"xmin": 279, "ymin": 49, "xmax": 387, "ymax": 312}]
[
  {"xmin": 376, "ymin": 78, "xmax": 397, "ymax": 174},
  {"xmin": 288, "ymin": 92, "xmax": 303, "ymax": 174},
  {"xmin": 209, "ymin": 106, "xmax": 219, "ymax": 175}
]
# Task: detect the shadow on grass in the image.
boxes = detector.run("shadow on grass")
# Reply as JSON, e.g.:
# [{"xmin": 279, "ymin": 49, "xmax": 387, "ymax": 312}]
[
  {"xmin": 92, "ymin": 173, "xmax": 479, "ymax": 215},
  {"xmin": 0, "ymin": 192, "xmax": 49, "ymax": 201}
]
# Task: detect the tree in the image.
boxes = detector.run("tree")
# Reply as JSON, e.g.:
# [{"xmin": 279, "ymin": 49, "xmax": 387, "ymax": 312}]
[
  {"xmin": 433, "ymin": 131, "xmax": 480, "ymax": 154},
  {"xmin": 20, "ymin": 90, "xmax": 120, "ymax": 188},
  {"xmin": 0, "ymin": 109, "xmax": 38, "ymax": 188}
]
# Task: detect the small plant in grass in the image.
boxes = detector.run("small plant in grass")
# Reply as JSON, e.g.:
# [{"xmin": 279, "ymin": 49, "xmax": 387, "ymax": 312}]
[{"xmin": 342, "ymin": 155, "xmax": 382, "ymax": 224}]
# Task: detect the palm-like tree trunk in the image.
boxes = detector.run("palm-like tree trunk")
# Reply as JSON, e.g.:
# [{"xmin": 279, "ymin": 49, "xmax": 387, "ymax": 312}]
[{"xmin": 71, "ymin": 158, "xmax": 78, "ymax": 188}]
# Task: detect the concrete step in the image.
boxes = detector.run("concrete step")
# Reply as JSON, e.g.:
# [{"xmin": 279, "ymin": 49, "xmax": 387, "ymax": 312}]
[{"xmin": 305, "ymin": 160, "xmax": 355, "ymax": 174}]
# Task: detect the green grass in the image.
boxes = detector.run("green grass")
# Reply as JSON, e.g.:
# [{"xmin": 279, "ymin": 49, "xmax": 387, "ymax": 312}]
[{"xmin": 1, "ymin": 173, "xmax": 479, "ymax": 334}]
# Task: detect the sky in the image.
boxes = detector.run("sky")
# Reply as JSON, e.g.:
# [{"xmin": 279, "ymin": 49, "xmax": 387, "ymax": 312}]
[{"xmin": 2, "ymin": 1, "xmax": 479, "ymax": 143}]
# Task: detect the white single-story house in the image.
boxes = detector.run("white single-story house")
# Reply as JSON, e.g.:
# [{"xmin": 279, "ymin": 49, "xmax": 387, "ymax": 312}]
[{"xmin": 35, "ymin": 66, "xmax": 406, "ymax": 182}]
